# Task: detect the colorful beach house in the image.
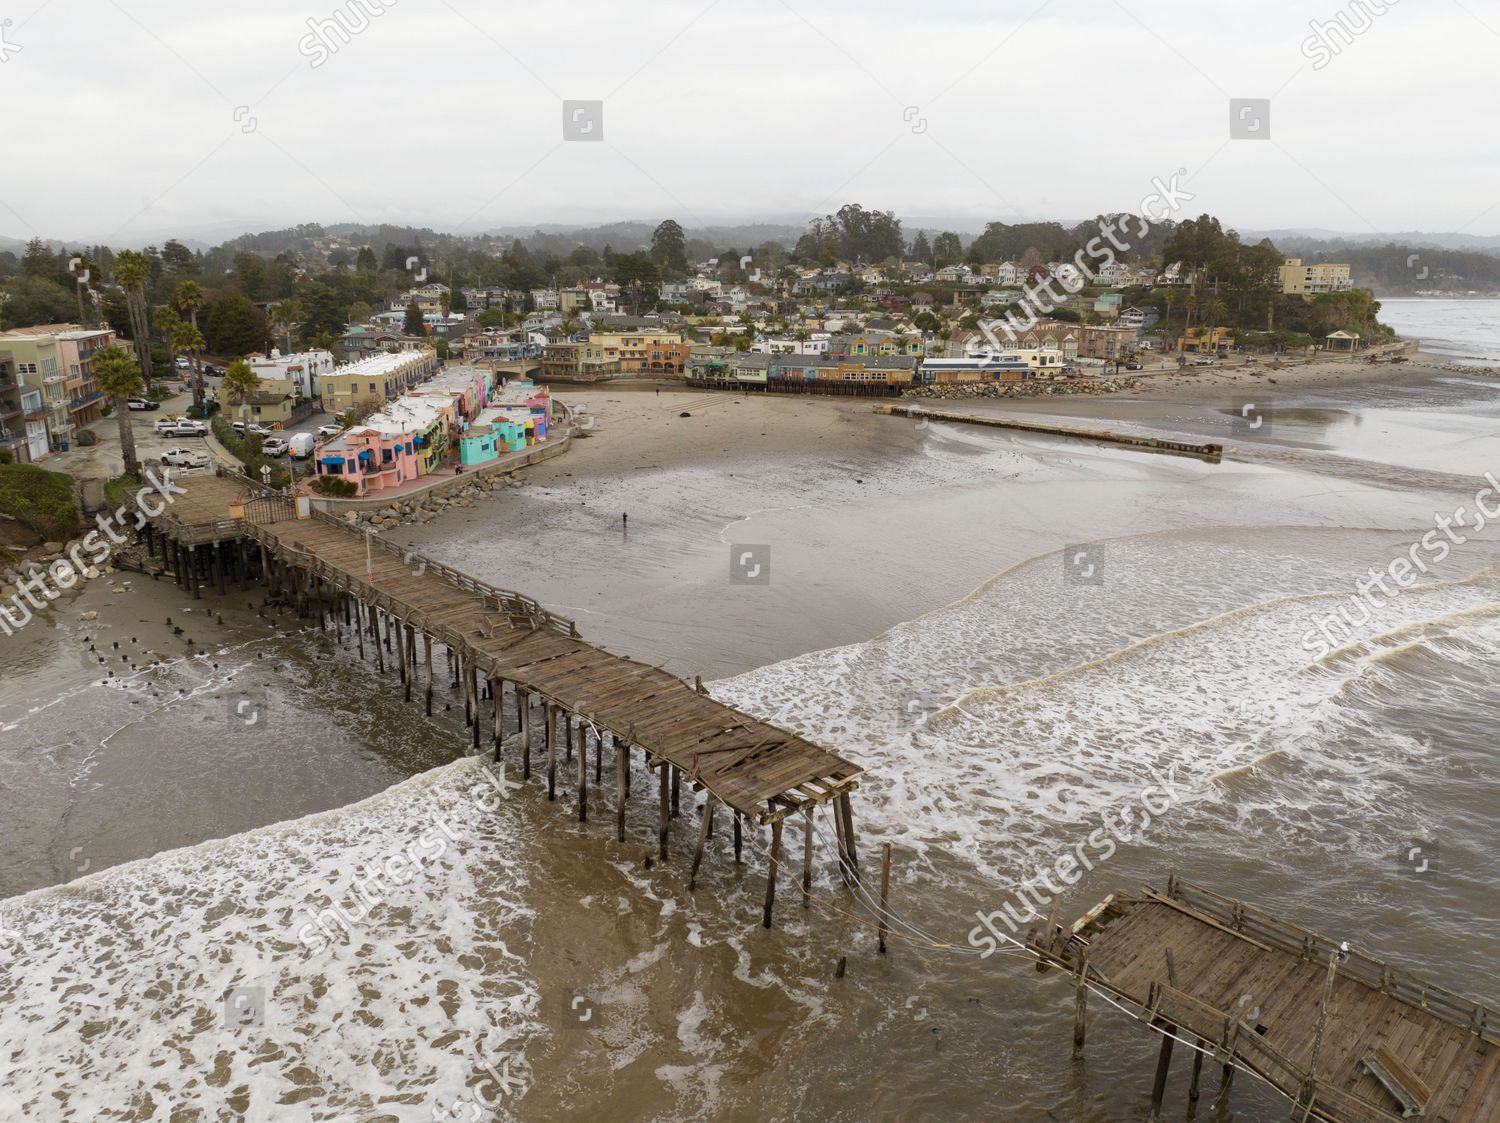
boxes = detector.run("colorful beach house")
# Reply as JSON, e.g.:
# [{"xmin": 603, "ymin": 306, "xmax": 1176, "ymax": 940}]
[
  {"xmin": 314, "ymin": 425, "xmax": 417, "ymax": 495},
  {"xmin": 369, "ymin": 397, "xmax": 450, "ymax": 476}
]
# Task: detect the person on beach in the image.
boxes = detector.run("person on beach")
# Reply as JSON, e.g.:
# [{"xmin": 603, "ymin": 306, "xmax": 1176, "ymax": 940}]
[{"xmin": 622, "ymin": 512, "xmax": 628, "ymax": 527}]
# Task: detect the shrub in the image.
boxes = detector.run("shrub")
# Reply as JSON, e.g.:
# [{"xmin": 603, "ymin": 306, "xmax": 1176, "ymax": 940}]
[
  {"xmin": 311, "ymin": 475, "xmax": 359, "ymax": 497},
  {"xmin": 0, "ymin": 449, "xmax": 12, "ymax": 465},
  {"xmin": 74, "ymin": 429, "xmax": 98, "ymax": 447},
  {"xmin": 211, "ymin": 417, "xmax": 247, "ymax": 461},
  {"xmin": 0, "ymin": 463, "xmax": 82, "ymax": 540}
]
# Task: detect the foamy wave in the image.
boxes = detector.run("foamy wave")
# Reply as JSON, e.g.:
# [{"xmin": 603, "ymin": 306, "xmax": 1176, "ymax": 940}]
[
  {"xmin": 0, "ymin": 758, "xmax": 541, "ymax": 1122},
  {"xmin": 712, "ymin": 530, "xmax": 1500, "ymax": 884}
]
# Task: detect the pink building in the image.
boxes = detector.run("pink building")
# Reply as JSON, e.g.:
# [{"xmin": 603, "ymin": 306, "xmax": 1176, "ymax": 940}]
[{"xmin": 314, "ymin": 425, "xmax": 418, "ymax": 495}]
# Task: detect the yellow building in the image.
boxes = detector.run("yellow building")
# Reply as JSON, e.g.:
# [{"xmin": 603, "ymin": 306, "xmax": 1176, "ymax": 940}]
[
  {"xmin": 320, "ymin": 349, "xmax": 438, "ymax": 414},
  {"xmin": 1279, "ymin": 259, "xmax": 1353, "ymax": 295},
  {"xmin": 587, "ymin": 332, "xmax": 689, "ymax": 374},
  {"xmin": 1178, "ymin": 326, "xmax": 1234, "ymax": 354}
]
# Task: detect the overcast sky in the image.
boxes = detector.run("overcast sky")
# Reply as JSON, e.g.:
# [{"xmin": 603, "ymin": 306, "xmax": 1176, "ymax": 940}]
[{"xmin": 3, "ymin": 0, "xmax": 1496, "ymax": 245}]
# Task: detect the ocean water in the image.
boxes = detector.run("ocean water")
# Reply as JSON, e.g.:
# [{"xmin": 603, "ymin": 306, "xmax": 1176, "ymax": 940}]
[
  {"xmin": 1380, "ymin": 297, "xmax": 1500, "ymax": 366},
  {"xmin": 4, "ymin": 377, "xmax": 1500, "ymax": 1120}
]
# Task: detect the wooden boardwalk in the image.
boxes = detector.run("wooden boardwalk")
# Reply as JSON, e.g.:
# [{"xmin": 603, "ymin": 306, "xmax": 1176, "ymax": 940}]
[
  {"xmin": 1039, "ymin": 878, "xmax": 1500, "ymax": 1122},
  {"xmin": 142, "ymin": 473, "xmax": 865, "ymax": 924}
]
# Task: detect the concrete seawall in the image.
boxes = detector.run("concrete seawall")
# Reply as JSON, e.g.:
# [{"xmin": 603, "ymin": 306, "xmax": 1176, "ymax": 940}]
[{"xmin": 873, "ymin": 404, "xmax": 1223, "ymax": 462}]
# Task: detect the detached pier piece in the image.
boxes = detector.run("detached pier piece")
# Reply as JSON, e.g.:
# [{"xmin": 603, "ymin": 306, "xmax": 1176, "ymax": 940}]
[
  {"xmin": 1037, "ymin": 877, "xmax": 1499, "ymax": 1123},
  {"xmin": 144, "ymin": 474, "xmax": 865, "ymax": 927},
  {"xmin": 873, "ymin": 403, "xmax": 1224, "ymax": 462}
]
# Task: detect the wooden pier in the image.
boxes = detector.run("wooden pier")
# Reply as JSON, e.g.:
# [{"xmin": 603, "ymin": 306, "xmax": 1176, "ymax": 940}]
[
  {"xmin": 140, "ymin": 473, "xmax": 865, "ymax": 927},
  {"xmin": 1032, "ymin": 877, "xmax": 1500, "ymax": 1122},
  {"xmin": 873, "ymin": 403, "xmax": 1224, "ymax": 462}
]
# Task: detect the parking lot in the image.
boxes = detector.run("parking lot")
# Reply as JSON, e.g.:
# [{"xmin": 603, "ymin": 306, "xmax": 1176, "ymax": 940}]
[{"xmin": 43, "ymin": 384, "xmax": 334, "ymax": 481}]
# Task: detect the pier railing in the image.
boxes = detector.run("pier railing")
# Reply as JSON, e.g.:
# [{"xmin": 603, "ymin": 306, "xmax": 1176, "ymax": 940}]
[
  {"xmin": 310, "ymin": 510, "xmax": 577, "ymax": 637},
  {"xmin": 1163, "ymin": 879, "xmax": 1496, "ymax": 1042},
  {"xmin": 1142, "ymin": 982, "xmax": 1403, "ymax": 1123}
]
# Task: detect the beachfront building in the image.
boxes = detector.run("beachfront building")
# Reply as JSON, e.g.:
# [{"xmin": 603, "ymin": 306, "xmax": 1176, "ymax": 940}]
[
  {"xmin": 409, "ymin": 365, "xmax": 492, "ymax": 423},
  {"xmin": 1178, "ymin": 326, "xmax": 1234, "ymax": 354},
  {"xmin": 588, "ymin": 331, "xmax": 689, "ymax": 375},
  {"xmin": 248, "ymin": 349, "xmax": 336, "ymax": 399},
  {"xmin": 1279, "ymin": 259, "xmax": 1354, "ymax": 295},
  {"xmin": 769, "ymin": 355, "xmax": 919, "ymax": 386},
  {"xmin": 541, "ymin": 341, "xmax": 613, "ymax": 381},
  {"xmin": 370, "ymin": 396, "xmax": 450, "ymax": 476},
  {"xmin": 319, "ymin": 349, "xmax": 438, "ymax": 416},
  {"xmin": 0, "ymin": 349, "xmax": 50, "ymax": 463},
  {"xmin": 0, "ymin": 329, "xmax": 70, "ymax": 448},
  {"xmin": 314, "ymin": 425, "xmax": 418, "ymax": 496},
  {"xmin": 919, "ymin": 355, "xmax": 1034, "ymax": 383},
  {"xmin": 1076, "ymin": 324, "xmax": 1139, "ymax": 361}
]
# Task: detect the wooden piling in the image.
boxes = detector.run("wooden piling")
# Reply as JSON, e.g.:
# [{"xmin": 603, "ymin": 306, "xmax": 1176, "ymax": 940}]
[
  {"xmin": 519, "ymin": 690, "xmax": 531, "ymax": 779},
  {"xmin": 1072, "ymin": 957, "xmax": 1088, "ymax": 1059},
  {"xmin": 658, "ymin": 761, "xmax": 669, "ymax": 860},
  {"xmin": 491, "ymin": 676, "xmax": 503, "ymax": 758},
  {"xmin": 671, "ymin": 767, "xmax": 680, "ymax": 818},
  {"xmin": 1148, "ymin": 1026, "xmax": 1175, "ymax": 1121},
  {"xmin": 399, "ymin": 617, "xmax": 411, "ymax": 695},
  {"xmin": 802, "ymin": 811, "xmax": 813, "ymax": 907},
  {"xmin": 469, "ymin": 663, "xmax": 480, "ymax": 750},
  {"xmin": 423, "ymin": 634, "xmax": 433, "ymax": 715},
  {"xmin": 545, "ymin": 703, "xmax": 557, "ymax": 801},
  {"xmin": 839, "ymin": 792, "xmax": 859, "ymax": 881},
  {"xmin": 616, "ymin": 739, "xmax": 627, "ymax": 842},
  {"xmin": 878, "ymin": 841, "xmax": 893, "ymax": 954},
  {"xmin": 762, "ymin": 818, "xmax": 783, "ymax": 929},
  {"xmin": 576, "ymin": 716, "xmax": 587, "ymax": 822},
  {"xmin": 733, "ymin": 811, "xmax": 742, "ymax": 865},
  {"xmin": 689, "ymin": 795, "xmax": 714, "ymax": 890}
]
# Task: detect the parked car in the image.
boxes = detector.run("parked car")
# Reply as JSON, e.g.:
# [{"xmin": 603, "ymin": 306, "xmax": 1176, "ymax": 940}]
[
  {"xmin": 160, "ymin": 446, "xmax": 210, "ymax": 469},
  {"xmin": 316, "ymin": 423, "xmax": 345, "ymax": 438},
  {"xmin": 162, "ymin": 419, "xmax": 207, "ymax": 437},
  {"xmin": 126, "ymin": 397, "xmax": 159, "ymax": 411},
  {"xmin": 232, "ymin": 420, "xmax": 274, "ymax": 437},
  {"xmin": 1192, "ymin": 357, "xmax": 1216, "ymax": 367},
  {"xmin": 153, "ymin": 416, "xmax": 185, "ymax": 434},
  {"xmin": 1125, "ymin": 361, "xmax": 1143, "ymax": 371},
  {"xmin": 204, "ymin": 364, "xmax": 227, "ymax": 376},
  {"xmin": 261, "ymin": 436, "xmax": 290, "ymax": 457},
  {"xmin": 288, "ymin": 432, "xmax": 317, "ymax": 459},
  {"xmin": 174, "ymin": 356, "xmax": 192, "ymax": 370}
]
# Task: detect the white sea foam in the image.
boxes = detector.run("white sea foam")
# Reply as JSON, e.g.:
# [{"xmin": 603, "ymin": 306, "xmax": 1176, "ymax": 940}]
[
  {"xmin": 712, "ymin": 530, "xmax": 1500, "ymax": 885},
  {"xmin": 0, "ymin": 757, "xmax": 541, "ymax": 1122}
]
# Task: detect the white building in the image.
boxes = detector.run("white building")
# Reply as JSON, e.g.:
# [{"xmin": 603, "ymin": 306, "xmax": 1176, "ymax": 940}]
[{"xmin": 248, "ymin": 349, "xmax": 336, "ymax": 398}]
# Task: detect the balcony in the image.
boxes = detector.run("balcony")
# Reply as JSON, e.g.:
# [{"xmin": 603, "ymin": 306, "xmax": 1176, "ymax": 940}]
[{"xmin": 68, "ymin": 390, "xmax": 105, "ymax": 412}]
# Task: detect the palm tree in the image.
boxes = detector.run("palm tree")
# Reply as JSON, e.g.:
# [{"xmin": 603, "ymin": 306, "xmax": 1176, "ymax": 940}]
[
  {"xmin": 171, "ymin": 321, "xmax": 206, "ymax": 413},
  {"xmin": 221, "ymin": 359, "xmax": 260, "ymax": 419},
  {"xmin": 268, "ymin": 298, "xmax": 303, "ymax": 355},
  {"xmin": 153, "ymin": 306, "xmax": 184, "ymax": 375},
  {"xmin": 113, "ymin": 251, "xmax": 154, "ymax": 386},
  {"xmin": 174, "ymin": 280, "xmax": 207, "ymax": 409},
  {"xmin": 93, "ymin": 345, "xmax": 144, "ymax": 479}
]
